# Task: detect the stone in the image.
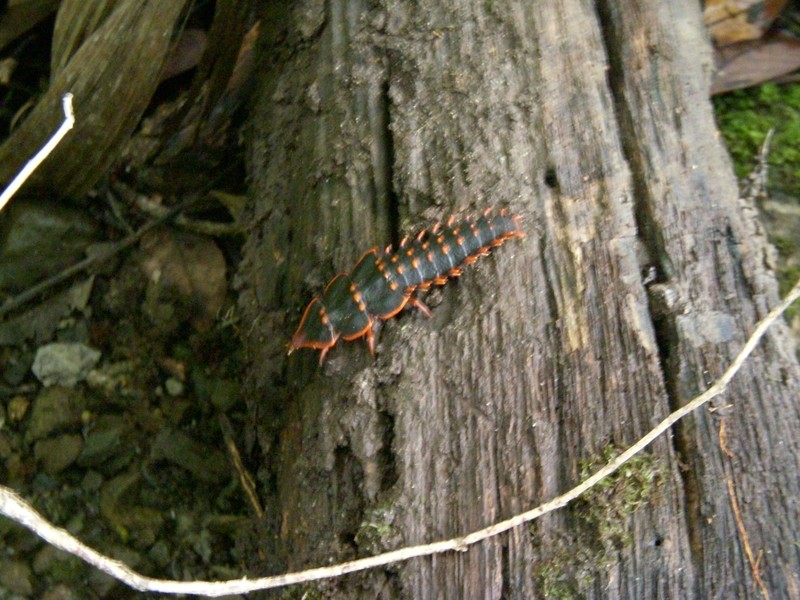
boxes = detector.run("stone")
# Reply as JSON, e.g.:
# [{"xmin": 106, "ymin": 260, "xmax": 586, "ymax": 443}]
[
  {"xmin": 34, "ymin": 434, "xmax": 83, "ymax": 474},
  {"xmin": 32, "ymin": 342, "xmax": 101, "ymax": 387},
  {"xmin": 25, "ymin": 386, "xmax": 83, "ymax": 443}
]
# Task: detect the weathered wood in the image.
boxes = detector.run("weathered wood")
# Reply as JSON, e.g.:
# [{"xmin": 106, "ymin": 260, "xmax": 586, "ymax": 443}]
[
  {"xmin": 601, "ymin": 3, "xmax": 800, "ymax": 597},
  {"xmin": 239, "ymin": 0, "xmax": 800, "ymax": 597}
]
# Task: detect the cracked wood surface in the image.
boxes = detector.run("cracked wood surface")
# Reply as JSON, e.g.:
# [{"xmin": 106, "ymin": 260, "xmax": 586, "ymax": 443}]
[{"xmin": 238, "ymin": 1, "xmax": 800, "ymax": 597}]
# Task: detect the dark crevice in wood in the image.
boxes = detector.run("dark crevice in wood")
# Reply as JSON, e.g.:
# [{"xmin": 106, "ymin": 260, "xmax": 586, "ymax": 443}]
[
  {"xmin": 593, "ymin": 0, "xmax": 704, "ymax": 587},
  {"xmin": 647, "ymin": 298, "xmax": 705, "ymax": 569},
  {"xmin": 543, "ymin": 167, "xmax": 559, "ymax": 190},
  {"xmin": 334, "ymin": 444, "xmax": 366, "ymax": 552},
  {"xmin": 501, "ymin": 539, "xmax": 511, "ymax": 598},
  {"xmin": 538, "ymin": 231, "xmax": 560, "ymax": 326},
  {"xmin": 377, "ymin": 409, "xmax": 398, "ymax": 492},
  {"xmin": 381, "ymin": 78, "xmax": 401, "ymax": 248}
]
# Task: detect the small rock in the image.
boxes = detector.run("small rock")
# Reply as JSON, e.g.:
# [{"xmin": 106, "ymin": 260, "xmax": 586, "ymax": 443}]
[
  {"xmin": 99, "ymin": 472, "xmax": 164, "ymax": 549},
  {"xmin": 77, "ymin": 415, "xmax": 132, "ymax": 468},
  {"xmin": 84, "ymin": 360, "xmax": 135, "ymax": 395},
  {"xmin": 31, "ymin": 471, "xmax": 58, "ymax": 491},
  {"xmin": 81, "ymin": 470, "xmax": 104, "ymax": 492},
  {"xmin": 2, "ymin": 353, "xmax": 31, "ymax": 385},
  {"xmin": 165, "ymin": 377, "xmax": 184, "ymax": 396},
  {"xmin": 87, "ymin": 544, "xmax": 144, "ymax": 598},
  {"xmin": 34, "ymin": 434, "xmax": 83, "ymax": 474},
  {"xmin": 65, "ymin": 512, "xmax": 86, "ymax": 537},
  {"xmin": 0, "ymin": 558, "xmax": 33, "ymax": 596},
  {"xmin": 32, "ymin": 342, "xmax": 101, "ymax": 387},
  {"xmin": 160, "ymin": 398, "xmax": 191, "ymax": 425},
  {"xmin": 0, "ymin": 198, "xmax": 99, "ymax": 293},
  {"xmin": 209, "ymin": 378, "xmax": 241, "ymax": 411},
  {"xmin": 147, "ymin": 540, "xmax": 170, "ymax": 568},
  {"xmin": 98, "ymin": 470, "xmax": 139, "ymax": 536},
  {"xmin": 25, "ymin": 386, "xmax": 83, "ymax": 443},
  {"xmin": 8, "ymin": 395, "xmax": 29, "ymax": 421},
  {"xmin": 4, "ymin": 453, "xmax": 25, "ymax": 486},
  {"xmin": 0, "ymin": 433, "xmax": 12, "ymax": 458}
]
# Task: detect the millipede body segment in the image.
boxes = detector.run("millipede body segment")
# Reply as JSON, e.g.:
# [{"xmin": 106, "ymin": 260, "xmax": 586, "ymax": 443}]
[{"xmin": 289, "ymin": 208, "xmax": 523, "ymax": 364}]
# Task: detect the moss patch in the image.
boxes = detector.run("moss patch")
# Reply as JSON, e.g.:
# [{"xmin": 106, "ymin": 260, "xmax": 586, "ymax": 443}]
[
  {"xmin": 714, "ymin": 83, "xmax": 800, "ymax": 329},
  {"xmin": 714, "ymin": 83, "xmax": 800, "ymax": 193},
  {"xmin": 533, "ymin": 547, "xmax": 596, "ymax": 599},
  {"xmin": 530, "ymin": 445, "xmax": 667, "ymax": 596},
  {"xmin": 574, "ymin": 445, "xmax": 667, "ymax": 552}
]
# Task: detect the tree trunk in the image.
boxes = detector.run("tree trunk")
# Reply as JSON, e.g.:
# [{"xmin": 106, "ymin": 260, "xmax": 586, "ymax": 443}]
[{"xmin": 237, "ymin": 1, "xmax": 800, "ymax": 598}]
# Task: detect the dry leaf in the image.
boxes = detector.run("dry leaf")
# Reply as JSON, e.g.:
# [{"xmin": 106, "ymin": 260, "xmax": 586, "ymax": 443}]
[
  {"xmin": 712, "ymin": 32, "xmax": 800, "ymax": 94},
  {"xmin": 705, "ymin": 0, "xmax": 788, "ymax": 46},
  {"xmin": 51, "ymin": 0, "xmax": 118, "ymax": 75},
  {"xmin": 139, "ymin": 229, "xmax": 226, "ymax": 332},
  {"xmin": 162, "ymin": 29, "xmax": 208, "ymax": 81}
]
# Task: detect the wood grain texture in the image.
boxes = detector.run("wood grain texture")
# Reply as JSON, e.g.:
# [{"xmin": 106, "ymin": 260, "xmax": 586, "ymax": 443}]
[
  {"xmin": 239, "ymin": 0, "xmax": 800, "ymax": 597},
  {"xmin": 601, "ymin": 2, "xmax": 800, "ymax": 596}
]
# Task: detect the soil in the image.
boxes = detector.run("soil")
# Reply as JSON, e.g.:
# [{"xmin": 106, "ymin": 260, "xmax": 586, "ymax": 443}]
[{"xmin": 0, "ymin": 223, "xmax": 256, "ymax": 599}]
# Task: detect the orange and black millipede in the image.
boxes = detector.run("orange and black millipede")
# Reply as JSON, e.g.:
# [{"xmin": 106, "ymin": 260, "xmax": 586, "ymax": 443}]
[{"xmin": 289, "ymin": 208, "xmax": 523, "ymax": 364}]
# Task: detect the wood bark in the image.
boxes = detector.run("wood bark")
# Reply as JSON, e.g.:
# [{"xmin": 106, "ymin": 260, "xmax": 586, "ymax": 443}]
[{"xmin": 237, "ymin": 0, "xmax": 800, "ymax": 598}]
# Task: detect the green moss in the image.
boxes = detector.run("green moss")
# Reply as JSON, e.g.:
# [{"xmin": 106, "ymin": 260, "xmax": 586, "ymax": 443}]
[
  {"xmin": 574, "ymin": 445, "xmax": 666, "ymax": 551},
  {"xmin": 774, "ymin": 233, "xmax": 800, "ymax": 298},
  {"xmin": 354, "ymin": 502, "xmax": 401, "ymax": 555},
  {"xmin": 714, "ymin": 83, "xmax": 800, "ymax": 329},
  {"xmin": 529, "ymin": 446, "xmax": 666, "ymax": 596},
  {"xmin": 531, "ymin": 533, "xmax": 598, "ymax": 599},
  {"xmin": 714, "ymin": 83, "xmax": 800, "ymax": 193},
  {"xmin": 533, "ymin": 562, "xmax": 579, "ymax": 599},
  {"xmin": 533, "ymin": 557, "xmax": 596, "ymax": 599},
  {"xmin": 778, "ymin": 261, "xmax": 800, "ymax": 326}
]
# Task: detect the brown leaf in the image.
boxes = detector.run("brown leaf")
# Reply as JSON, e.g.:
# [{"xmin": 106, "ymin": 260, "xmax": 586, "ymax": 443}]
[
  {"xmin": 139, "ymin": 229, "xmax": 226, "ymax": 332},
  {"xmin": 712, "ymin": 32, "xmax": 800, "ymax": 94},
  {"xmin": 705, "ymin": 0, "xmax": 788, "ymax": 46},
  {"xmin": 162, "ymin": 29, "xmax": 208, "ymax": 81}
]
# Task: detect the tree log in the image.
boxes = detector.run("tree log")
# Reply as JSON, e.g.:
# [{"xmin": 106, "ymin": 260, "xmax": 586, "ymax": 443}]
[{"xmin": 238, "ymin": 1, "xmax": 800, "ymax": 597}]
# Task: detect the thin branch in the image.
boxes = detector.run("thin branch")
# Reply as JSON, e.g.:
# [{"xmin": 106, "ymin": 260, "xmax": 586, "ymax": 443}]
[
  {"xmin": 134, "ymin": 193, "xmax": 241, "ymax": 236},
  {"xmin": 727, "ymin": 477, "xmax": 770, "ymax": 600},
  {"xmin": 2, "ymin": 277, "xmax": 797, "ymax": 596},
  {"xmin": 219, "ymin": 413, "xmax": 264, "ymax": 519},
  {"xmin": 0, "ymin": 94, "xmax": 75, "ymax": 212},
  {"xmin": 0, "ymin": 197, "xmax": 201, "ymax": 317}
]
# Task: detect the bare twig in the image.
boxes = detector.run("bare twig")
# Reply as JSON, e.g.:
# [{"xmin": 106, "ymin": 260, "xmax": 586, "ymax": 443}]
[
  {"xmin": 219, "ymin": 413, "xmax": 264, "ymax": 520},
  {"xmin": 134, "ymin": 192, "xmax": 241, "ymax": 236},
  {"xmin": 727, "ymin": 477, "xmax": 770, "ymax": 600},
  {"xmin": 0, "ymin": 197, "xmax": 201, "ymax": 317},
  {"xmin": 0, "ymin": 94, "xmax": 75, "ymax": 212},
  {"xmin": 1, "ymin": 277, "xmax": 797, "ymax": 596}
]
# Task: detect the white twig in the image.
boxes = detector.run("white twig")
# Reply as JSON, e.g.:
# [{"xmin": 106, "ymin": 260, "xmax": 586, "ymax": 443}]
[
  {"xmin": 2, "ymin": 277, "xmax": 798, "ymax": 596},
  {"xmin": 0, "ymin": 93, "xmax": 75, "ymax": 212}
]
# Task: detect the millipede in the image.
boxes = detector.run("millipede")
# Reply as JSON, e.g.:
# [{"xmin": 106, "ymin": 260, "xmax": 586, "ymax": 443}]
[{"xmin": 289, "ymin": 207, "xmax": 523, "ymax": 364}]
